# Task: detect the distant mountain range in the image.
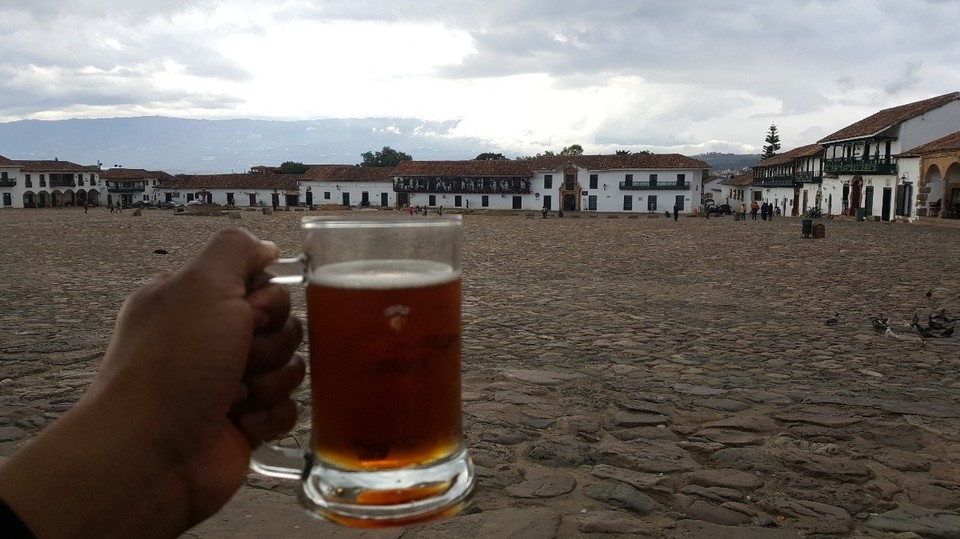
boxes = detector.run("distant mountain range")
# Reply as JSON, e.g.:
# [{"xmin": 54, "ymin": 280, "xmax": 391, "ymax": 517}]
[
  {"xmin": 693, "ymin": 152, "xmax": 761, "ymax": 172},
  {"xmin": 0, "ymin": 116, "xmax": 760, "ymax": 174}
]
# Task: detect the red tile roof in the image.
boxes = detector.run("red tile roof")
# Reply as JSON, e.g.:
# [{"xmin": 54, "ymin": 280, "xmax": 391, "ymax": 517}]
[
  {"xmin": 393, "ymin": 154, "xmax": 709, "ymax": 177},
  {"xmin": 12, "ymin": 159, "xmax": 99, "ymax": 172},
  {"xmin": 393, "ymin": 160, "xmax": 534, "ymax": 176},
  {"xmin": 899, "ymin": 130, "xmax": 960, "ymax": 156},
  {"xmin": 754, "ymin": 144, "xmax": 824, "ymax": 168},
  {"xmin": 818, "ymin": 92, "xmax": 960, "ymax": 144},
  {"xmin": 160, "ymin": 174, "xmax": 300, "ymax": 190},
  {"xmin": 721, "ymin": 171, "xmax": 755, "ymax": 186},
  {"xmin": 302, "ymin": 165, "xmax": 395, "ymax": 182},
  {"xmin": 528, "ymin": 154, "xmax": 710, "ymax": 171},
  {"xmin": 0, "ymin": 155, "xmax": 14, "ymax": 166},
  {"xmin": 100, "ymin": 168, "xmax": 174, "ymax": 182}
]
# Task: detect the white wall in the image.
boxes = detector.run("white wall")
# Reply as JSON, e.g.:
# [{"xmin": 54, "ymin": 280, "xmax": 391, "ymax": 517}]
[
  {"xmin": 899, "ymin": 100, "xmax": 960, "ymax": 152},
  {"xmin": 307, "ymin": 181, "xmax": 395, "ymax": 208}
]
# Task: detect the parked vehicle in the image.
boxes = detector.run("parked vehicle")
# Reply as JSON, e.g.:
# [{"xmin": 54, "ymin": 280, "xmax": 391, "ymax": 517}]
[{"xmin": 703, "ymin": 200, "xmax": 732, "ymax": 217}]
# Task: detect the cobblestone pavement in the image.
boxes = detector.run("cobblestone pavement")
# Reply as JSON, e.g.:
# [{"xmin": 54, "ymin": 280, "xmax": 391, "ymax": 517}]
[{"xmin": 2, "ymin": 208, "xmax": 960, "ymax": 538}]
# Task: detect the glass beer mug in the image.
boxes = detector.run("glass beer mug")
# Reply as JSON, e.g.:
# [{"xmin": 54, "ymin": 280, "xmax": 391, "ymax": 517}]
[{"xmin": 252, "ymin": 215, "xmax": 475, "ymax": 527}]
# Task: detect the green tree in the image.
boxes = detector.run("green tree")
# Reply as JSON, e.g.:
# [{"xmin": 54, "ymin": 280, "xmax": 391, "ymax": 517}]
[
  {"xmin": 762, "ymin": 124, "xmax": 781, "ymax": 159},
  {"xmin": 559, "ymin": 144, "xmax": 584, "ymax": 156},
  {"xmin": 360, "ymin": 146, "xmax": 413, "ymax": 167},
  {"xmin": 278, "ymin": 161, "xmax": 309, "ymax": 174},
  {"xmin": 475, "ymin": 152, "xmax": 507, "ymax": 160}
]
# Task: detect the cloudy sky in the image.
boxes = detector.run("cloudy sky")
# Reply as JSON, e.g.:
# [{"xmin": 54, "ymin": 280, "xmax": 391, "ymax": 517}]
[{"xmin": 1, "ymin": 0, "xmax": 958, "ymax": 157}]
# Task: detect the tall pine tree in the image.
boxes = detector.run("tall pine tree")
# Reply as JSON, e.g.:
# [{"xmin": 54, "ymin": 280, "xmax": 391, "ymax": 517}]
[{"xmin": 762, "ymin": 124, "xmax": 781, "ymax": 159}]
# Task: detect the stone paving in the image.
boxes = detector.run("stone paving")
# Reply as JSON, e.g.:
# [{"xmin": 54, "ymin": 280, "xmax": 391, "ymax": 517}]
[{"xmin": 1, "ymin": 207, "xmax": 960, "ymax": 538}]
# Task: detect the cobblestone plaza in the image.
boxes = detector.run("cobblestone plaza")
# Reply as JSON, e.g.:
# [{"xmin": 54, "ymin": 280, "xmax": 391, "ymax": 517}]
[{"xmin": 1, "ymin": 208, "xmax": 959, "ymax": 537}]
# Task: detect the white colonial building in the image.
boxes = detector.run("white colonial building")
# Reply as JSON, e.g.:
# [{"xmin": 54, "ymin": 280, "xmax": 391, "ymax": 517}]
[
  {"xmin": 0, "ymin": 156, "xmax": 103, "ymax": 208},
  {"xmin": 752, "ymin": 144, "xmax": 825, "ymax": 217},
  {"xmin": 300, "ymin": 165, "xmax": 396, "ymax": 208},
  {"xmin": 100, "ymin": 168, "xmax": 174, "ymax": 207},
  {"xmin": 817, "ymin": 91, "xmax": 960, "ymax": 221},
  {"xmin": 155, "ymin": 171, "xmax": 301, "ymax": 208},
  {"xmin": 393, "ymin": 154, "xmax": 709, "ymax": 214}
]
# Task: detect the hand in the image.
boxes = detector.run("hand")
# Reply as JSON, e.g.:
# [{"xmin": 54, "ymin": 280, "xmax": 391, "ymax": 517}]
[{"xmin": 0, "ymin": 228, "xmax": 305, "ymax": 538}]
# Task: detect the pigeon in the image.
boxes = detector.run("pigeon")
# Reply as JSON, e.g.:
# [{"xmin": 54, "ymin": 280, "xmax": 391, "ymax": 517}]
[
  {"xmin": 153, "ymin": 249, "xmax": 169, "ymax": 255},
  {"xmin": 930, "ymin": 308, "xmax": 954, "ymax": 328},
  {"xmin": 929, "ymin": 315, "xmax": 948, "ymax": 330},
  {"xmin": 871, "ymin": 315, "xmax": 889, "ymax": 333},
  {"xmin": 825, "ymin": 312, "xmax": 840, "ymax": 326}
]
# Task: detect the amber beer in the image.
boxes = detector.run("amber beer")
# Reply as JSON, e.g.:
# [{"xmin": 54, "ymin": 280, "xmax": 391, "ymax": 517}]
[{"xmin": 306, "ymin": 259, "xmax": 463, "ymax": 471}]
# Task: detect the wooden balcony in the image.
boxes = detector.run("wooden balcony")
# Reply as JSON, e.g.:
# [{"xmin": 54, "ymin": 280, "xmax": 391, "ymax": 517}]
[
  {"xmin": 823, "ymin": 159, "xmax": 896, "ymax": 175},
  {"xmin": 394, "ymin": 176, "xmax": 531, "ymax": 194},
  {"xmin": 754, "ymin": 176, "xmax": 795, "ymax": 188},
  {"xmin": 619, "ymin": 181, "xmax": 689, "ymax": 191}
]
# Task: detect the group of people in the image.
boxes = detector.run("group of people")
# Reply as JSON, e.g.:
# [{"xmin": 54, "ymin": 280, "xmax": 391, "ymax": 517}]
[{"xmin": 748, "ymin": 200, "xmax": 779, "ymax": 221}]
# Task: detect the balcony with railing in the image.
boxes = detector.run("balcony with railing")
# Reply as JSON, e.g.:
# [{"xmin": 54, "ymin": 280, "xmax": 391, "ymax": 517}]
[
  {"xmin": 753, "ymin": 175, "xmax": 794, "ymax": 188},
  {"xmin": 0, "ymin": 178, "xmax": 15, "ymax": 188},
  {"xmin": 794, "ymin": 171, "xmax": 822, "ymax": 184},
  {"xmin": 619, "ymin": 181, "xmax": 688, "ymax": 191},
  {"xmin": 49, "ymin": 177, "xmax": 77, "ymax": 188},
  {"xmin": 108, "ymin": 185, "xmax": 146, "ymax": 193},
  {"xmin": 823, "ymin": 158, "xmax": 896, "ymax": 175},
  {"xmin": 394, "ymin": 176, "xmax": 531, "ymax": 194}
]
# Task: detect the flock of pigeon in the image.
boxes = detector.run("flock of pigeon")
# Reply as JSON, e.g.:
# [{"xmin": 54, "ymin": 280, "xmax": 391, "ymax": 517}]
[
  {"xmin": 825, "ymin": 288, "xmax": 956, "ymax": 342},
  {"xmin": 825, "ymin": 308, "xmax": 955, "ymax": 341}
]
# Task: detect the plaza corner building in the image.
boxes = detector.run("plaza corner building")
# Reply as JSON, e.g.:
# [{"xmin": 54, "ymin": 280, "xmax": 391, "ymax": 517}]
[
  {"xmin": 392, "ymin": 154, "xmax": 709, "ymax": 214},
  {"xmin": 0, "ymin": 156, "xmax": 103, "ymax": 208}
]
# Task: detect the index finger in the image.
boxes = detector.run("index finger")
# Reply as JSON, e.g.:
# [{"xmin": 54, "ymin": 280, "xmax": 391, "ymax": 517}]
[{"xmin": 189, "ymin": 228, "xmax": 280, "ymax": 285}]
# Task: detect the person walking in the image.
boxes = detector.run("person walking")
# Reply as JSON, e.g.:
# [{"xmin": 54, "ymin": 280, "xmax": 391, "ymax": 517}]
[
  {"xmin": 750, "ymin": 200, "xmax": 759, "ymax": 220},
  {"xmin": 739, "ymin": 203, "xmax": 748, "ymax": 222},
  {"xmin": 672, "ymin": 203, "xmax": 680, "ymax": 221}
]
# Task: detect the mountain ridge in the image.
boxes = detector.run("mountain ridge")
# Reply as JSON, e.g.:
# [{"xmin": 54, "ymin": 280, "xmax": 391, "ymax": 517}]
[{"xmin": 0, "ymin": 116, "xmax": 760, "ymax": 174}]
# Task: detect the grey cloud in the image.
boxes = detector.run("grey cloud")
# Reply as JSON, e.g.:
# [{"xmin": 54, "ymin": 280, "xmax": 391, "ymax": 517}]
[
  {"xmin": 0, "ymin": 1, "xmax": 253, "ymax": 118},
  {"xmin": 883, "ymin": 61, "xmax": 923, "ymax": 95},
  {"xmin": 0, "ymin": 0, "xmax": 219, "ymax": 23}
]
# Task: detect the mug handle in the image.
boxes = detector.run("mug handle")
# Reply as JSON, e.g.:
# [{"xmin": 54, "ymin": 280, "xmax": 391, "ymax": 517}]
[
  {"xmin": 265, "ymin": 255, "xmax": 307, "ymax": 285},
  {"xmin": 250, "ymin": 444, "xmax": 307, "ymax": 480},
  {"xmin": 249, "ymin": 254, "xmax": 308, "ymax": 479}
]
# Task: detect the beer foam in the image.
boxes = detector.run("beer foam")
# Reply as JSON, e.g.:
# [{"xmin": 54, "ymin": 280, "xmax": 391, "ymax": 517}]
[{"xmin": 308, "ymin": 259, "xmax": 459, "ymax": 289}]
